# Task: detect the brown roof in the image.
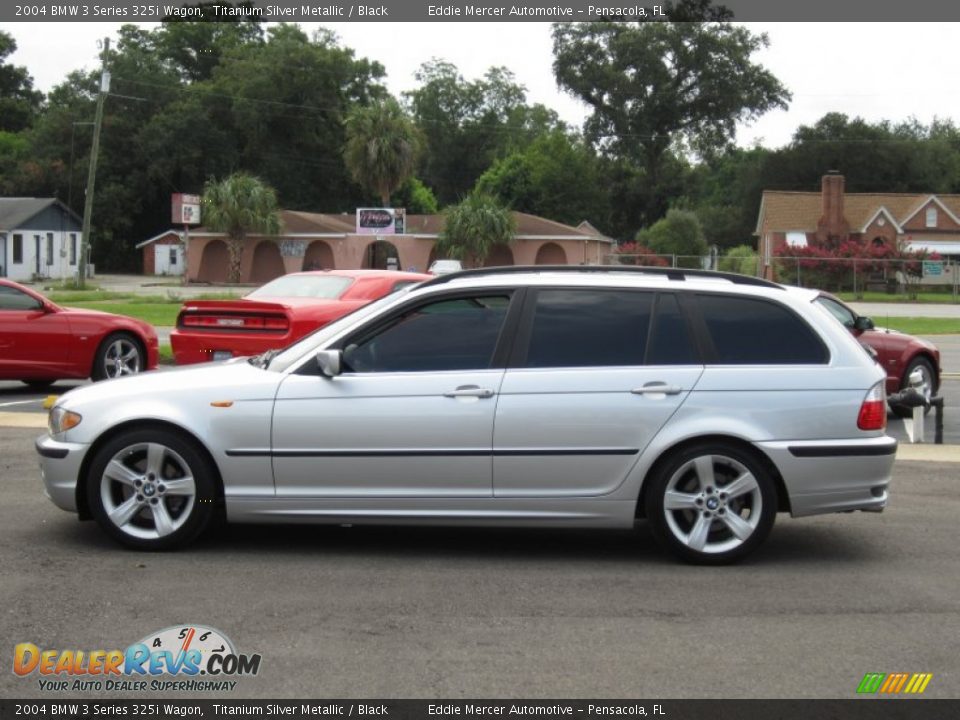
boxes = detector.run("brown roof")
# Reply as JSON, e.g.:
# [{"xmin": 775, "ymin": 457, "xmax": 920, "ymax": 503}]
[{"xmin": 757, "ymin": 191, "xmax": 960, "ymax": 235}]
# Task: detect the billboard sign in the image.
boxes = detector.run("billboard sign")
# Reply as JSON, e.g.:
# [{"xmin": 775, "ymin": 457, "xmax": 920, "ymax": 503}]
[
  {"xmin": 356, "ymin": 208, "xmax": 405, "ymax": 235},
  {"xmin": 172, "ymin": 194, "xmax": 202, "ymax": 225}
]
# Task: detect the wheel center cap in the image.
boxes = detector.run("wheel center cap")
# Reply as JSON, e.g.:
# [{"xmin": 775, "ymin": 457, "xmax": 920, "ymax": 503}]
[
  {"xmin": 143, "ymin": 484, "xmax": 156, "ymax": 497},
  {"xmin": 706, "ymin": 496, "xmax": 720, "ymax": 510}
]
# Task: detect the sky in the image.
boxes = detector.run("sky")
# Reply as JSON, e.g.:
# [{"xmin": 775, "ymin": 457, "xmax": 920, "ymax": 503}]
[{"xmin": 8, "ymin": 21, "xmax": 960, "ymax": 150}]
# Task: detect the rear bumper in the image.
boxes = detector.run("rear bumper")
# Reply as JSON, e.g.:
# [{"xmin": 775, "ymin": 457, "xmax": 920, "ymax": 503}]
[
  {"xmin": 170, "ymin": 329, "xmax": 291, "ymax": 365},
  {"xmin": 755, "ymin": 436, "xmax": 897, "ymax": 517}
]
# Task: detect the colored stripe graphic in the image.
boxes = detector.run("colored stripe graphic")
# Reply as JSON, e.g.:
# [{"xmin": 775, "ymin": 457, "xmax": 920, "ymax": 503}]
[{"xmin": 858, "ymin": 672, "xmax": 933, "ymax": 694}]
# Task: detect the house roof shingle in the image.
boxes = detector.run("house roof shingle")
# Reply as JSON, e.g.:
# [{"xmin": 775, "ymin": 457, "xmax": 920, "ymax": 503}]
[
  {"xmin": 0, "ymin": 198, "xmax": 72, "ymax": 230},
  {"xmin": 757, "ymin": 191, "xmax": 960, "ymax": 235}
]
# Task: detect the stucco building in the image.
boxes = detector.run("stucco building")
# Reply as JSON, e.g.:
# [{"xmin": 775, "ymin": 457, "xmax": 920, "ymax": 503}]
[{"xmin": 139, "ymin": 210, "xmax": 614, "ymax": 283}]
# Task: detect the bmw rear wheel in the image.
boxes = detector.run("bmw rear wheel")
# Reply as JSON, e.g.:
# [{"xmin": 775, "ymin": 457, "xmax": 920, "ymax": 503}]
[
  {"xmin": 87, "ymin": 428, "xmax": 217, "ymax": 550},
  {"xmin": 646, "ymin": 442, "xmax": 777, "ymax": 564}
]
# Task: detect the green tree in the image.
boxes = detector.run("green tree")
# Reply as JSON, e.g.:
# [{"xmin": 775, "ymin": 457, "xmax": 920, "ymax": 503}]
[
  {"xmin": 0, "ymin": 31, "xmax": 42, "ymax": 133},
  {"xmin": 551, "ymin": 4, "xmax": 790, "ymax": 225},
  {"xmin": 344, "ymin": 97, "xmax": 423, "ymax": 206},
  {"xmin": 636, "ymin": 209, "xmax": 708, "ymax": 268},
  {"xmin": 475, "ymin": 130, "xmax": 609, "ymax": 227},
  {"xmin": 405, "ymin": 60, "xmax": 563, "ymax": 204},
  {"xmin": 202, "ymin": 173, "xmax": 282, "ymax": 283},
  {"xmin": 717, "ymin": 244, "xmax": 759, "ymax": 276},
  {"xmin": 391, "ymin": 177, "xmax": 439, "ymax": 214},
  {"xmin": 435, "ymin": 193, "xmax": 515, "ymax": 268}
]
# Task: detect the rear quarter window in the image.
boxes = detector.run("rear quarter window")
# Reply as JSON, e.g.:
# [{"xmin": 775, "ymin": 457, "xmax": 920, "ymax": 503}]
[{"xmin": 696, "ymin": 294, "xmax": 828, "ymax": 365}]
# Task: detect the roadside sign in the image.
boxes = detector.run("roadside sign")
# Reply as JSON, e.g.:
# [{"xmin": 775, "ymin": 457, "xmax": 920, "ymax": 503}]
[{"xmin": 923, "ymin": 261, "xmax": 943, "ymax": 277}]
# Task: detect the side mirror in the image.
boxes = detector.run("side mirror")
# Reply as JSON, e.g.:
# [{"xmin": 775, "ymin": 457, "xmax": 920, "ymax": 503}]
[
  {"xmin": 315, "ymin": 349, "xmax": 342, "ymax": 378},
  {"xmin": 854, "ymin": 316, "xmax": 874, "ymax": 331}
]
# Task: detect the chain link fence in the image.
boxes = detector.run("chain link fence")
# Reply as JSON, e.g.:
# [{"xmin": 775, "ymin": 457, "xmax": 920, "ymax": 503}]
[{"xmin": 606, "ymin": 253, "xmax": 960, "ymax": 299}]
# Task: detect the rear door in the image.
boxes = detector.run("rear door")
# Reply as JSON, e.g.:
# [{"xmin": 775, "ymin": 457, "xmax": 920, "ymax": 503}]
[{"xmin": 493, "ymin": 288, "xmax": 703, "ymax": 497}]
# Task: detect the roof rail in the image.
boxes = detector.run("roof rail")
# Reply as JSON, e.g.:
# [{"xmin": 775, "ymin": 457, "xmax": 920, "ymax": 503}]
[{"xmin": 418, "ymin": 265, "xmax": 783, "ymax": 290}]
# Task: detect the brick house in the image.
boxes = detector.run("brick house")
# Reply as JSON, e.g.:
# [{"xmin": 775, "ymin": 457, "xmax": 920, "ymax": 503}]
[
  {"xmin": 755, "ymin": 173, "xmax": 960, "ymax": 280},
  {"xmin": 178, "ymin": 210, "xmax": 614, "ymax": 284},
  {"xmin": 136, "ymin": 230, "xmax": 185, "ymax": 275}
]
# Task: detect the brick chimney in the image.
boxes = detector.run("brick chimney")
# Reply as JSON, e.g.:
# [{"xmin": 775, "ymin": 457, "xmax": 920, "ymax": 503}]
[{"xmin": 816, "ymin": 171, "xmax": 848, "ymax": 247}]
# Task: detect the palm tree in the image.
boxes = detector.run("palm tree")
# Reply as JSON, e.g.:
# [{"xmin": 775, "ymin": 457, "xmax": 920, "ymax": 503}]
[
  {"xmin": 344, "ymin": 98, "xmax": 423, "ymax": 207},
  {"xmin": 202, "ymin": 173, "xmax": 282, "ymax": 283},
  {"xmin": 434, "ymin": 193, "xmax": 515, "ymax": 268}
]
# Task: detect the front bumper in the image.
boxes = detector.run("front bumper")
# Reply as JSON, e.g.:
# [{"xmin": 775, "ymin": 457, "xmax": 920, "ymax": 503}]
[
  {"xmin": 756, "ymin": 436, "xmax": 897, "ymax": 517},
  {"xmin": 36, "ymin": 434, "xmax": 90, "ymax": 513}
]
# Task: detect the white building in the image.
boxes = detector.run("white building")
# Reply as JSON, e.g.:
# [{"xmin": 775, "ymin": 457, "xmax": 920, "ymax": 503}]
[{"xmin": 0, "ymin": 198, "xmax": 84, "ymax": 282}]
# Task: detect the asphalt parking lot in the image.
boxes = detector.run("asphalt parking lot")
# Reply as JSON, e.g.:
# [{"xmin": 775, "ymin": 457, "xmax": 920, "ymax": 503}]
[{"xmin": 0, "ymin": 422, "xmax": 958, "ymax": 699}]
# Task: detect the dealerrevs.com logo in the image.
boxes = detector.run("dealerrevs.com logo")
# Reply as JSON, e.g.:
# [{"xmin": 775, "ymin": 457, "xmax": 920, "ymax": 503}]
[{"xmin": 13, "ymin": 624, "xmax": 261, "ymax": 692}]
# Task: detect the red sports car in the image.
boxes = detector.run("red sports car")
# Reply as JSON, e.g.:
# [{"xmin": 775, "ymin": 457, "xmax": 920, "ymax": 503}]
[
  {"xmin": 170, "ymin": 269, "xmax": 430, "ymax": 365},
  {"xmin": 0, "ymin": 279, "xmax": 159, "ymax": 387}
]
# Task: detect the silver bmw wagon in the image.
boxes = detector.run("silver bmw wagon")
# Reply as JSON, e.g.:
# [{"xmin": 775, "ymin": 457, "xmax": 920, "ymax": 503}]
[{"xmin": 37, "ymin": 267, "xmax": 896, "ymax": 563}]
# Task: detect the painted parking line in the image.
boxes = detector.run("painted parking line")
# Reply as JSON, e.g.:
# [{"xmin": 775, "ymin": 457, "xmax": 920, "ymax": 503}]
[
  {"xmin": 0, "ymin": 399, "xmax": 44, "ymax": 408},
  {"xmin": 0, "ymin": 412, "xmax": 47, "ymax": 428}
]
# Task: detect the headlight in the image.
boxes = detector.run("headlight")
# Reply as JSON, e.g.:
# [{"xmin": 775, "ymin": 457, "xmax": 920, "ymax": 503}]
[{"xmin": 48, "ymin": 407, "xmax": 82, "ymax": 435}]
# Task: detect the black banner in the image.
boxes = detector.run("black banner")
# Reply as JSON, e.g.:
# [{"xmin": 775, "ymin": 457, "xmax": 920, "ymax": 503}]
[
  {"xmin": 1, "ymin": 700, "xmax": 959, "ymax": 720},
  {"xmin": 4, "ymin": 0, "xmax": 960, "ymax": 23}
]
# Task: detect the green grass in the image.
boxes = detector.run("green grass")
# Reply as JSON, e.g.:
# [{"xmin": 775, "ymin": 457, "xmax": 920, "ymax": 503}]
[
  {"xmin": 836, "ymin": 291, "xmax": 959, "ymax": 304},
  {"xmin": 876, "ymin": 317, "xmax": 960, "ymax": 335},
  {"xmin": 46, "ymin": 290, "xmax": 243, "ymax": 326},
  {"xmin": 158, "ymin": 343, "xmax": 175, "ymax": 365}
]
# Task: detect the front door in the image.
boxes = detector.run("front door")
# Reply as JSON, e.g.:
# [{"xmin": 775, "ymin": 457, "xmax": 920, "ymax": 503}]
[{"xmin": 271, "ymin": 292, "xmax": 516, "ymax": 497}]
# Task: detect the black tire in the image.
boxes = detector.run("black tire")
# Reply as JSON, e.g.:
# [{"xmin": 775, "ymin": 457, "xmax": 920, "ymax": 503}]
[
  {"xmin": 893, "ymin": 356, "xmax": 937, "ymax": 419},
  {"xmin": 645, "ymin": 442, "xmax": 777, "ymax": 565},
  {"xmin": 86, "ymin": 428, "xmax": 218, "ymax": 550},
  {"xmin": 91, "ymin": 332, "xmax": 145, "ymax": 381}
]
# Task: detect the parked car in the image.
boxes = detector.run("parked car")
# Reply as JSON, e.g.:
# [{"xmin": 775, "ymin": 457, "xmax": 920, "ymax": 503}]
[
  {"xmin": 795, "ymin": 289, "xmax": 941, "ymax": 415},
  {"xmin": 0, "ymin": 278, "xmax": 158, "ymax": 386},
  {"xmin": 428, "ymin": 259, "xmax": 463, "ymax": 275},
  {"xmin": 170, "ymin": 269, "xmax": 430, "ymax": 365},
  {"xmin": 38, "ymin": 266, "xmax": 895, "ymax": 563}
]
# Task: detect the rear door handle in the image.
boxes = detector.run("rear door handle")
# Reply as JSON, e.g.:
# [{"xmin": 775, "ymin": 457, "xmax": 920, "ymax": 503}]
[
  {"xmin": 631, "ymin": 383, "xmax": 683, "ymax": 396},
  {"xmin": 444, "ymin": 385, "xmax": 495, "ymax": 399}
]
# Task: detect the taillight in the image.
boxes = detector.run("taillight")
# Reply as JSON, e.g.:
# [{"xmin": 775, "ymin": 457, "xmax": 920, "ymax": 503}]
[
  {"xmin": 179, "ymin": 313, "xmax": 289, "ymax": 332},
  {"xmin": 857, "ymin": 382, "xmax": 887, "ymax": 431}
]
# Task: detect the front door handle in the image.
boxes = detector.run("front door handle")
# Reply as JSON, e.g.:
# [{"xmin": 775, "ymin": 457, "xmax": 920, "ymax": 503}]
[
  {"xmin": 444, "ymin": 385, "xmax": 495, "ymax": 399},
  {"xmin": 631, "ymin": 383, "xmax": 683, "ymax": 396}
]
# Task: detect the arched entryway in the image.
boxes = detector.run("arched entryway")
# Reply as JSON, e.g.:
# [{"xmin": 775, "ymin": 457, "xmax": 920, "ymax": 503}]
[
  {"xmin": 303, "ymin": 240, "xmax": 335, "ymax": 271},
  {"xmin": 251, "ymin": 241, "xmax": 286, "ymax": 283},
  {"xmin": 363, "ymin": 240, "xmax": 401, "ymax": 270},
  {"xmin": 484, "ymin": 245, "xmax": 514, "ymax": 267},
  {"xmin": 535, "ymin": 242, "xmax": 567, "ymax": 265},
  {"xmin": 197, "ymin": 239, "xmax": 229, "ymax": 283}
]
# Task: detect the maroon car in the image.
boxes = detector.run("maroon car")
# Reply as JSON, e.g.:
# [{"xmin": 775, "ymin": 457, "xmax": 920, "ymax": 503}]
[
  {"xmin": 0, "ymin": 278, "xmax": 159, "ymax": 386},
  {"xmin": 171, "ymin": 269, "xmax": 430, "ymax": 365},
  {"xmin": 804, "ymin": 289, "xmax": 941, "ymax": 414}
]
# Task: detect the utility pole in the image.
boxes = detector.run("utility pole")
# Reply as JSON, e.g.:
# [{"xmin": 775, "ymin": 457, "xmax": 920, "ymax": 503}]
[{"xmin": 77, "ymin": 37, "xmax": 110, "ymax": 289}]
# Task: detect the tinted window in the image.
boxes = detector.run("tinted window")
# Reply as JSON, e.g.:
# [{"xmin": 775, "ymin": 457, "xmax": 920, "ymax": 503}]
[
  {"xmin": 0, "ymin": 285, "xmax": 42, "ymax": 310},
  {"xmin": 698, "ymin": 294, "xmax": 827, "ymax": 364},
  {"xmin": 524, "ymin": 289, "xmax": 652, "ymax": 368},
  {"xmin": 344, "ymin": 295, "xmax": 510, "ymax": 373},
  {"xmin": 247, "ymin": 275, "xmax": 353, "ymax": 299},
  {"xmin": 647, "ymin": 293, "xmax": 699, "ymax": 365},
  {"xmin": 814, "ymin": 296, "xmax": 855, "ymax": 328}
]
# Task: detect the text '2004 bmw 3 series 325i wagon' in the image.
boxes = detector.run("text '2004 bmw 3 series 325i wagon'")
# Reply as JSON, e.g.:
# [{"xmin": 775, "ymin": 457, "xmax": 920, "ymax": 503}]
[{"xmin": 36, "ymin": 267, "xmax": 897, "ymax": 564}]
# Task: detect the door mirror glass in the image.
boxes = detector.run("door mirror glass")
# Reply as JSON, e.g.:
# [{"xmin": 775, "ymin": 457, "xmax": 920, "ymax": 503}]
[{"xmin": 315, "ymin": 349, "xmax": 342, "ymax": 378}]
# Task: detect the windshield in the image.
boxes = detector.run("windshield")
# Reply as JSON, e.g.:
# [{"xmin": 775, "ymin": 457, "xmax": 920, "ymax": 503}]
[
  {"xmin": 267, "ymin": 289, "xmax": 414, "ymax": 373},
  {"xmin": 246, "ymin": 274, "xmax": 353, "ymax": 299}
]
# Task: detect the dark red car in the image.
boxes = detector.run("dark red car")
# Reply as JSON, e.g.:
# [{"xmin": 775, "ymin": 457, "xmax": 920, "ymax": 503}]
[
  {"xmin": 803, "ymin": 289, "xmax": 941, "ymax": 412},
  {"xmin": 170, "ymin": 269, "xmax": 430, "ymax": 365},
  {"xmin": 0, "ymin": 279, "xmax": 159, "ymax": 387}
]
